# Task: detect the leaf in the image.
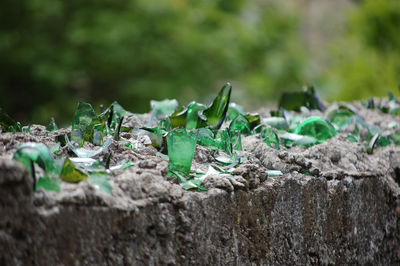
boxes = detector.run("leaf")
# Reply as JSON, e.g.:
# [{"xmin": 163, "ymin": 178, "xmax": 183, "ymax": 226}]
[
  {"xmin": 60, "ymin": 157, "xmax": 88, "ymax": 183},
  {"xmin": 89, "ymin": 173, "xmax": 112, "ymax": 194},
  {"xmin": 202, "ymin": 82, "xmax": 232, "ymax": 129},
  {"xmin": 244, "ymin": 113, "xmax": 261, "ymax": 129}
]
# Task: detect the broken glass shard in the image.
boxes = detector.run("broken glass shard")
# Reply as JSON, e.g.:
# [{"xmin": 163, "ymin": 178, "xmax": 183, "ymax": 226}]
[
  {"xmin": 244, "ymin": 113, "xmax": 261, "ymax": 129},
  {"xmin": 60, "ymin": 157, "xmax": 88, "ymax": 183},
  {"xmin": 203, "ymin": 82, "xmax": 232, "ymax": 129},
  {"xmin": 278, "ymin": 86, "xmax": 325, "ymax": 112},
  {"xmin": 13, "ymin": 143, "xmax": 57, "ymax": 176},
  {"xmin": 93, "ymin": 124, "xmax": 104, "ymax": 146},
  {"xmin": 227, "ymin": 103, "xmax": 245, "ymax": 120},
  {"xmin": 263, "ymin": 117, "xmax": 289, "ymax": 130},
  {"xmin": 295, "ymin": 117, "xmax": 337, "ymax": 143},
  {"xmin": 150, "ymin": 99, "xmax": 178, "ymax": 119},
  {"xmin": 36, "ymin": 176, "xmax": 61, "ymax": 192},
  {"xmin": 266, "ymin": 170, "xmax": 283, "ymax": 177},
  {"xmin": 46, "ymin": 117, "xmax": 58, "ymax": 132},
  {"xmin": 169, "ymin": 106, "xmax": 188, "ymax": 129},
  {"xmin": 230, "ymin": 130, "xmax": 242, "ymax": 151},
  {"xmin": 261, "ymin": 127, "xmax": 280, "ymax": 150},
  {"xmin": 48, "ymin": 143, "xmax": 61, "ymax": 154},
  {"xmin": 367, "ymin": 133, "xmax": 380, "ymax": 154},
  {"xmin": 89, "ymin": 173, "xmax": 112, "ymax": 194},
  {"xmin": 197, "ymin": 128, "xmax": 217, "ymax": 149},
  {"xmin": 280, "ymin": 132, "xmax": 318, "ymax": 147},
  {"xmin": 167, "ymin": 128, "xmax": 197, "ymax": 175},
  {"xmin": 186, "ymin": 102, "xmax": 207, "ymax": 130},
  {"xmin": 229, "ymin": 114, "xmax": 251, "ymax": 135},
  {"xmin": 71, "ymin": 102, "xmax": 100, "ymax": 142},
  {"xmin": 214, "ymin": 129, "xmax": 232, "ymax": 155},
  {"xmin": 66, "ymin": 135, "xmax": 112, "ymax": 158},
  {"xmin": 70, "ymin": 129, "xmax": 84, "ymax": 147},
  {"xmin": 388, "ymin": 131, "xmax": 400, "ymax": 145}
]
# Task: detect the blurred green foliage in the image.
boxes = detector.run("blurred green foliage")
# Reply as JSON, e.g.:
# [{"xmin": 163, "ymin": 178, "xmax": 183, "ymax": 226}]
[
  {"xmin": 322, "ymin": 0, "xmax": 400, "ymax": 101},
  {"xmin": 0, "ymin": 0, "xmax": 399, "ymax": 125}
]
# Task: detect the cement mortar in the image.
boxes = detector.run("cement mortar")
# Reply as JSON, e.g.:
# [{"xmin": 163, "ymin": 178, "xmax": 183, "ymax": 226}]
[{"xmin": 1, "ymin": 103, "xmax": 400, "ymax": 265}]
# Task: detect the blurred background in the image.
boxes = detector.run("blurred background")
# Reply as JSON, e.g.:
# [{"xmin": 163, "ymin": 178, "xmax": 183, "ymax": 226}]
[{"xmin": 1, "ymin": 0, "xmax": 400, "ymax": 125}]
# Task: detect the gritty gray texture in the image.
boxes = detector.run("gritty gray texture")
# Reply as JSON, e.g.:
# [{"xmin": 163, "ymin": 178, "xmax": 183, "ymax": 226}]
[{"xmin": 1, "ymin": 102, "xmax": 400, "ymax": 265}]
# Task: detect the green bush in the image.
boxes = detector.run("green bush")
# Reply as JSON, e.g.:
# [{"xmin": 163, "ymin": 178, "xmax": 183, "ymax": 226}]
[{"xmin": 0, "ymin": 0, "xmax": 306, "ymax": 125}]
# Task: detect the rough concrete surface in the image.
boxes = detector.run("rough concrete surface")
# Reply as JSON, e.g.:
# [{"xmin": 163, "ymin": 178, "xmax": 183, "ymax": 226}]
[{"xmin": 1, "ymin": 102, "xmax": 400, "ymax": 265}]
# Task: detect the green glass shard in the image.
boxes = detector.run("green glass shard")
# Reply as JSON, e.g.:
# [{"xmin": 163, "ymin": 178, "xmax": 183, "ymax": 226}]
[
  {"xmin": 60, "ymin": 157, "xmax": 88, "ymax": 183},
  {"xmin": 70, "ymin": 129, "xmax": 84, "ymax": 147},
  {"xmin": 214, "ymin": 129, "xmax": 232, "ymax": 155},
  {"xmin": 295, "ymin": 117, "xmax": 337, "ymax": 144},
  {"xmin": 46, "ymin": 117, "xmax": 58, "ymax": 132},
  {"xmin": 36, "ymin": 176, "xmax": 61, "ymax": 192},
  {"xmin": 167, "ymin": 129, "xmax": 198, "ymax": 175},
  {"xmin": 49, "ymin": 143, "xmax": 61, "ymax": 154},
  {"xmin": 326, "ymin": 105, "xmax": 358, "ymax": 130},
  {"xmin": 13, "ymin": 143, "xmax": 58, "ymax": 176},
  {"xmin": 227, "ymin": 103, "xmax": 245, "ymax": 120},
  {"xmin": 197, "ymin": 128, "xmax": 217, "ymax": 149},
  {"xmin": 109, "ymin": 159, "xmax": 134, "ymax": 171},
  {"xmin": 71, "ymin": 102, "xmax": 100, "ymax": 143},
  {"xmin": 261, "ymin": 127, "xmax": 280, "ymax": 150},
  {"xmin": 203, "ymin": 82, "xmax": 232, "ymax": 129},
  {"xmin": 230, "ymin": 129, "xmax": 242, "ymax": 151},
  {"xmin": 229, "ymin": 114, "xmax": 251, "ymax": 135},
  {"xmin": 150, "ymin": 99, "xmax": 178, "ymax": 119},
  {"xmin": 113, "ymin": 116, "xmax": 124, "ymax": 141},
  {"xmin": 367, "ymin": 133, "xmax": 380, "ymax": 154},
  {"xmin": 377, "ymin": 135, "xmax": 390, "ymax": 147},
  {"xmin": 388, "ymin": 122, "xmax": 398, "ymax": 129},
  {"xmin": 22, "ymin": 125, "xmax": 31, "ymax": 133},
  {"xmin": 287, "ymin": 116, "xmax": 304, "ymax": 133},
  {"xmin": 181, "ymin": 179, "xmax": 207, "ymax": 192},
  {"xmin": 185, "ymin": 102, "xmax": 207, "ymax": 129},
  {"xmin": 244, "ymin": 113, "xmax": 261, "ymax": 129},
  {"xmin": 0, "ymin": 107, "xmax": 20, "ymax": 133},
  {"xmin": 278, "ymin": 86, "xmax": 325, "ymax": 112},
  {"xmin": 93, "ymin": 124, "xmax": 104, "ymax": 146},
  {"xmin": 66, "ymin": 135, "xmax": 113, "ymax": 158},
  {"xmin": 263, "ymin": 117, "xmax": 289, "ymax": 130},
  {"xmin": 169, "ymin": 106, "xmax": 188, "ymax": 129},
  {"xmin": 266, "ymin": 170, "xmax": 283, "ymax": 177},
  {"xmin": 280, "ymin": 132, "xmax": 318, "ymax": 147},
  {"xmin": 89, "ymin": 173, "xmax": 112, "ymax": 194},
  {"xmin": 347, "ymin": 134, "xmax": 360, "ymax": 143},
  {"xmin": 387, "ymin": 131, "xmax": 400, "ymax": 145},
  {"xmin": 167, "ymin": 169, "xmax": 187, "ymax": 183}
]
